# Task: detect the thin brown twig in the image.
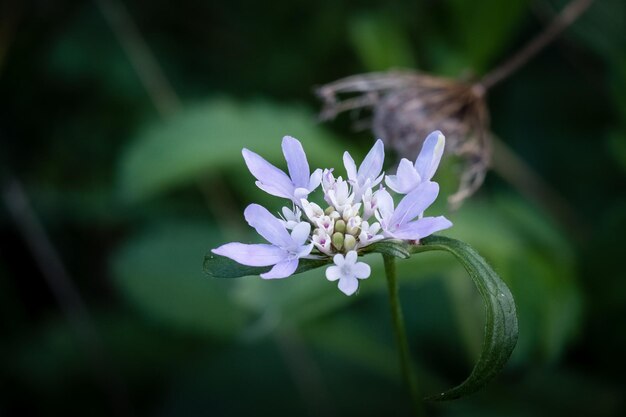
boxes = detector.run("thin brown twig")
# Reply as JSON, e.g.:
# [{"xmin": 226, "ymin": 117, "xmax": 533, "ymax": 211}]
[
  {"xmin": 490, "ymin": 136, "xmax": 588, "ymax": 240},
  {"xmin": 0, "ymin": 1, "xmax": 21, "ymax": 75},
  {"xmin": 95, "ymin": 0, "xmax": 181, "ymax": 118},
  {"xmin": 479, "ymin": 0, "xmax": 595, "ymax": 91},
  {"xmin": 95, "ymin": 1, "xmax": 336, "ymax": 409},
  {"xmin": 1, "ymin": 176, "xmax": 134, "ymax": 417}
]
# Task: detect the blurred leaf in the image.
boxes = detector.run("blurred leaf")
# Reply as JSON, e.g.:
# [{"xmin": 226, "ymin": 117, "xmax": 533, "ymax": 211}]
[
  {"xmin": 449, "ymin": 196, "xmax": 582, "ymax": 364},
  {"xmin": 445, "ymin": 0, "xmax": 527, "ymax": 73},
  {"xmin": 302, "ymin": 316, "xmax": 400, "ymax": 381},
  {"xmin": 609, "ymin": 54, "xmax": 626, "ymax": 121},
  {"xmin": 348, "ymin": 13, "xmax": 417, "ymax": 71},
  {"xmin": 46, "ymin": 6, "xmax": 144, "ymax": 100},
  {"xmin": 118, "ymin": 99, "xmax": 344, "ymax": 202},
  {"xmin": 111, "ymin": 220, "xmax": 249, "ymax": 337},
  {"xmin": 204, "ymin": 253, "xmax": 330, "ymax": 278}
]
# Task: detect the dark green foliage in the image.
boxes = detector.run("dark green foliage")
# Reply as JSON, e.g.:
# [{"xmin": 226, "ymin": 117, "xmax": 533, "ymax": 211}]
[{"xmin": 2, "ymin": 0, "xmax": 625, "ymax": 416}]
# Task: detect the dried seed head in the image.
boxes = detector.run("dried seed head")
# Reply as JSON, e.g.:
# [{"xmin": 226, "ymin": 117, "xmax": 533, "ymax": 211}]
[{"xmin": 317, "ymin": 70, "xmax": 491, "ymax": 209}]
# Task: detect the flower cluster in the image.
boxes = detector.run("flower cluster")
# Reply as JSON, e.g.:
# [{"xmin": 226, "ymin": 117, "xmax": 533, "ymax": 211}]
[{"xmin": 212, "ymin": 132, "xmax": 452, "ymax": 295}]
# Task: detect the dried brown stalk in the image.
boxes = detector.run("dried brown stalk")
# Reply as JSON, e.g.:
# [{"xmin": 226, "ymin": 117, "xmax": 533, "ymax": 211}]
[
  {"xmin": 318, "ymin": 71, "xmax": 490, "ymax": 208},
  {"xmin": 316, "ymin": 0, "xmax": 594, "ymax": 209}
]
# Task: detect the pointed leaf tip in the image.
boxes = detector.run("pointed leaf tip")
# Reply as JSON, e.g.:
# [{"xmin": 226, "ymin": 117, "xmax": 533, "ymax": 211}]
[{"xmin": 412, "ymin": 235, "xmax": 518, "ymax": 401}]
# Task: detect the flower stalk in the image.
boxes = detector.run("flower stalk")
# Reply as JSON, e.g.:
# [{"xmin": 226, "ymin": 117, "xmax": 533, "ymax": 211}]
[{"xmin": 383, "ymin": 253, "xmax": 423, "ymax": 416}]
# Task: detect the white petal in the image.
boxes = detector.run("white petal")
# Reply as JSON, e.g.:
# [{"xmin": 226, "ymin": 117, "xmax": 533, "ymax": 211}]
[
  {"xmin": 212, "ymin": 243, "xmax": 287, "ymax": 266},
  {"xmin": 301, "ymin": 200, "xmax": 323, "ymax": 220},
  {"xmin": 325, "ymin": 265, "xmax": 342, "ymax": 281},
  {"xmin": 338, "ymin": 276, "xmax": 359, "ymax": 296},
  {"xmin": 282, "ymin": 206, "xmax": 293, "ymax": 219},
  {"xmin": 260, "ymin": 258, "xmax": 299, "ymax": 279},
  {"xmin": 290, "ymin": 222, "xmax": 311, "ymax": 246},
  {"xmin": 414, "ymin": 131, "xmax": 445, "ymax": 182},
  {"xmin": 308, "ymin": 168, "xmax": 323, "ymax": 191},
  {"xmin": 343, "ymin": 151, "xmax": 358, "ymax": 182},
  {"xmin": 353, "ymin": 262, "xmax": 371, "ymax": 279},
  {"xmin": 357, "ymin": 139, "xmax": 385, "ymax": 184}
]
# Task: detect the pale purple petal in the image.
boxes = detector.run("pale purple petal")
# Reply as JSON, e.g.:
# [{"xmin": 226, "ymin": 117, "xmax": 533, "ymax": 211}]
[
  {"xmin": 282, "ymin": 136, "xmax": 310, "ymax": 188},
  {"xmin": 392, "ymin": 216, "xmax": 453, "ymax": 240},
  {"xmin": 385, "ymin": 158, "xmax": 421, "ymax": 194},
  {"xmin": 290, "ymin": 222, "xmax": 311, "ymax": 247},
  {"xmin": 325, "ymin": 265, "xmax": 342, "ymax": 281},
  {"xmin": 343, "ymin": 151, "xmax": 358, "ymax": 182},
  {"xmin": 371, "ymin": 172, "xmax": 385, "ymax": 188},
  {"xmin": 308, "ymin": 168, "xmax": 323, "ymax": 191},
  {"xmin": 255, "ymin": 181, "xmax": 293, "ymax": 200},
  {"xmin": 338, "ymin": 276, "xmax": 359, "ymax": 296},
  {"xmin": 260, "ymin": 258, "xmax": 299, "ymax": 279},
  {"xmin": 357, "ymin": 139, "xmax": 385, "ymax": 183},
  {"xmin": 295, "ymin": 242, "xmax": 314, "ymax": 258},
  {"xmin": 390, "ymin": 182, "xmax": 439, "ymax": 227},
  {"xmin": 353, "ymin": 262, "xmax": 371, "ymax": 279},
  {"xmin": 212, "ymin": 243, "xmax": 287, "ymax": 266},
  {"xmin": 244, "ymin": 204, "xmax": 292, "ymax": 248},
  {"xmin": 333, "ymin": 253, "xmax": 345, "ymax": 267},
  {"xmin": 414, "ymin": 131, "xmax": 445, "ymax": 182},
  {"xmin": 345, "ymin": 250, "xmax": 358, "ymax": 264},
  {"xmin": 293, "ymin": 187, "xmax": 311, "ymax": 202},
  {"xmin": 243, "ymin": 149, "xmax": 294, "ymax": 198}
]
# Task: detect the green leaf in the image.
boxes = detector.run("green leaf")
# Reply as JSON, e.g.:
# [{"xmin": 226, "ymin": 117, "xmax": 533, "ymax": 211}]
[
  {"xmin": 378, "ymin": 235, "xmax": 518, "ymax": 400},
  {"xmin": 117, "ymin": 99, "xmax": 344, "ymax": 202},
  {"xmin": 205, "ymin": 233, "xmax": 518, "ymax": 400},
  {"xmin": 204, "ymin": 253, "xmax": 329, "ymax": 278},
  {"xmin": 348, "ymin": 13, "xmax": 417, "ymax": 71},
  {"xmin": 111, "ymin": 221, "xmax": 249, "ymax": 337},
  {"xmin": 413, "ymin": 235, "xmax": 518, "ymax": 400},
  {"xmin": 444, "ymin": 0, "xmax": 527, "ymax": 73},
  {"xmin": 363, "ymin": 239, "xmax": 411, "ymax": 259}
]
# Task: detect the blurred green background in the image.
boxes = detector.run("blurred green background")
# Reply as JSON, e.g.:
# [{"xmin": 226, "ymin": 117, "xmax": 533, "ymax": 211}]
[{"xmin": 1, "ymin": 0, "xmax": 625, "ymax": 416}]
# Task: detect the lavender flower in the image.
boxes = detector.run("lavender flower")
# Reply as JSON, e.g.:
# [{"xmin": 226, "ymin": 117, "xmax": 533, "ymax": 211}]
[
  {"xmin": 212, "ymin": 204, "xmax": 313, "ymax": 279},
  {"xmin": 325, "ymin": 251, "xmax": 371, "ymax": 296},
  {"xmin": 343, "ymin": 139, "xmax": 385, "ymax": 202},
  {"xmin": 242, "ymin": 136, "xmax": 322, "ymax": 204},
  {"xmin": 375, "ymin": 183, "xmax": 452, "ymax": 240},
  {"xmin": 385, "ymin": 131, "xmax": 445, "ymax": 194},
  {"xmin": 212, "ymin": 132, "xmax": 452, "ymax": 295}
]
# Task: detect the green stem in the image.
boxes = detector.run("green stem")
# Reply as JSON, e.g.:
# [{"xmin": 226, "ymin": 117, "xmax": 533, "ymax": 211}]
[{"xmin": 383, "ymin": 253, "xmax": 423, "ymax": 416}]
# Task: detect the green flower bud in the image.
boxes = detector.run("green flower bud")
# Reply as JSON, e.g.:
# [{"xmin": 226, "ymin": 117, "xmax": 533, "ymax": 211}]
[
  {"xmin": 324, "ymin": 206, "xmax": 336, "ymax": 215},
  {"xmin": 344, "ymin": 234, "xmax": 357, "ymax": 251},
  {"xmin": 332, "ymin": 232, "xmax": 344, "ymax": 250},
  {"xmin": 335, "ymin": 219, "xmax": 346, "ymax": 233}
]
